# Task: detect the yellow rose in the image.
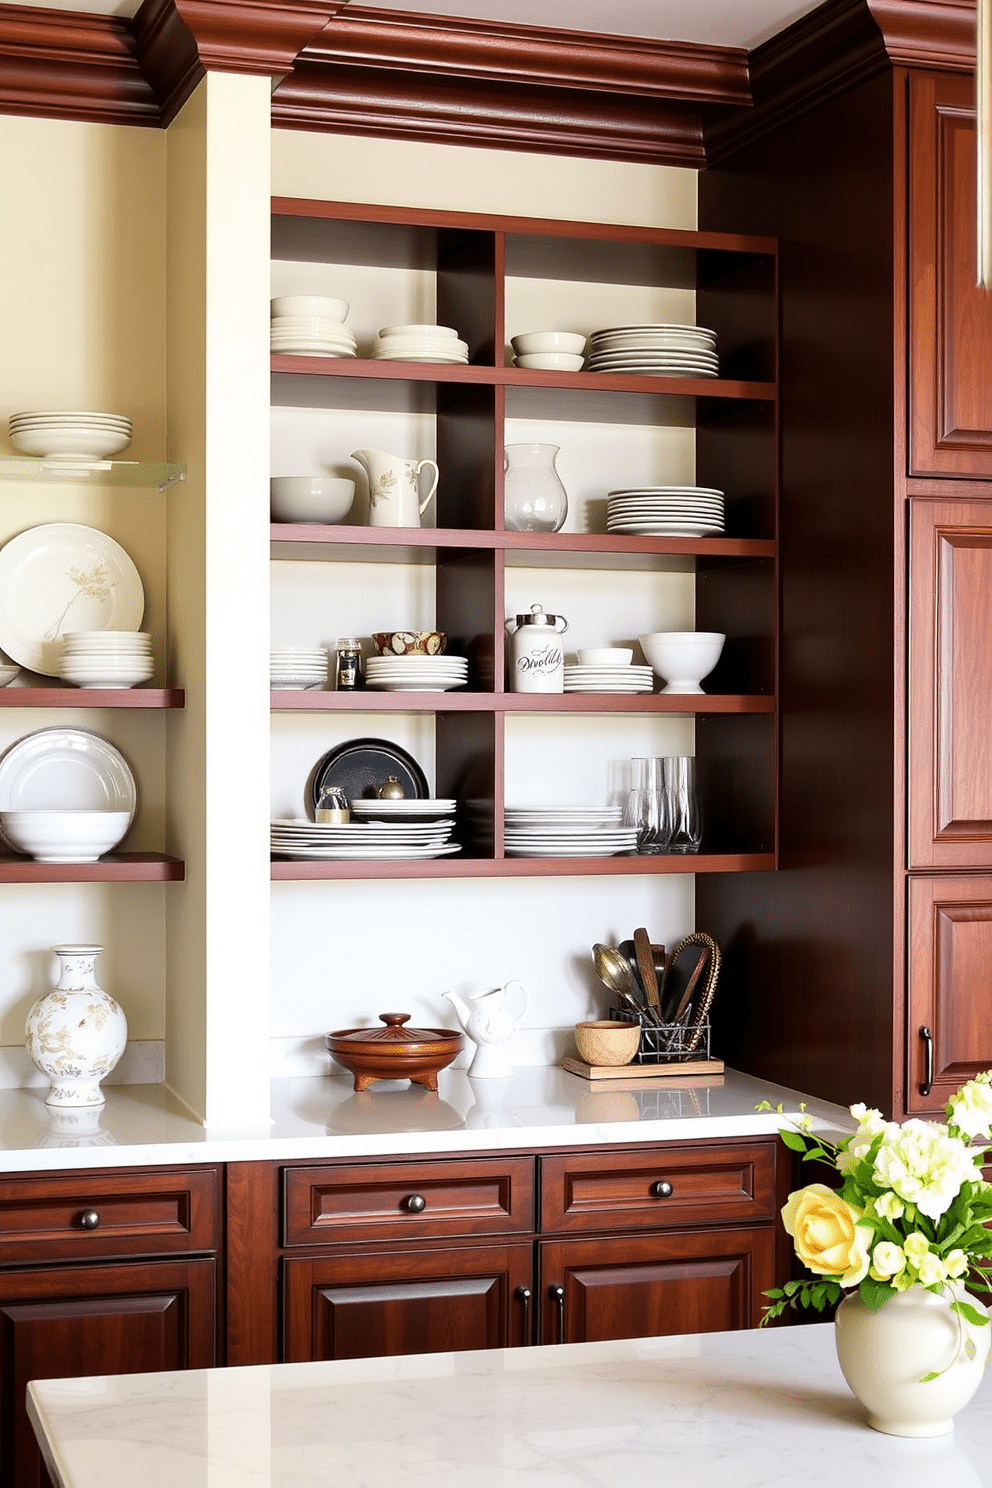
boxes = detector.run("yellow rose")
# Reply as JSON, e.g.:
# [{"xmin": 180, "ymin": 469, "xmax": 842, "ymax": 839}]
[{"xmin": 781, "ymin": 1183, "xmax": 872, "ymax": 1285}]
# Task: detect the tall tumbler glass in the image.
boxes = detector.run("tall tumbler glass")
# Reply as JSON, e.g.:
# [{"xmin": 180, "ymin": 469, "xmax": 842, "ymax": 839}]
[
  {"xmin": 664, "ymin": 756, "xmax": 702, "ymax": 853},
  {"xmin": 622, "ymin": 757, "xmax": 670, "ymax": 854}
]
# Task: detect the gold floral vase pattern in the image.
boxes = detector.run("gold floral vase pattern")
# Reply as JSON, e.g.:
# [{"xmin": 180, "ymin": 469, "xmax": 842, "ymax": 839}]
[{"xmin": 25, "ymin": 945, "xmax": 127, "ymax": 1107}]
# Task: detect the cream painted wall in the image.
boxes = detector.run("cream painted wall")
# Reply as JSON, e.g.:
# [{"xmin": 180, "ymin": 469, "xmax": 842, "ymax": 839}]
[
  {"xmin": 0, "ymin": 117, "xmax": 168, "ymax": 1060},
  {"xmin": 269, "ymin": 130, "xmax": 702, "ymax": 1074}
]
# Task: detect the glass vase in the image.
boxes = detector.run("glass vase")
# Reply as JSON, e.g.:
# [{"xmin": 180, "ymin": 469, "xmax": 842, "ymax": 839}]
[{"xmin": 504, "ymin": 444, "xmax": 568, "ymax": 532}]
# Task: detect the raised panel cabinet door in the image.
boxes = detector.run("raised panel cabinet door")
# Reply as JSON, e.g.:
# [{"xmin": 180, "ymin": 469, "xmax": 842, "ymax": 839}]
[
  {"xmin": 909, "ymin": 499, "xmax": 992, "ymax": 868},
  {"xmin": 909, "ymin": 71, "xmax": 992, "ymax": 477},
  {"xmin": 538, "ymin": 1227, "xmax": 776, "ymax": 1345},
  {"xmin": 0, "ymin": 1257, "xmax": 215, "ymax": 1488},
  {"xmin": 907, "ymin": 875, "xmax": 992, "ymax": 1114},
  {"xmin": 282, "ymin": 1243, "xmax": 534, "ymax": 1362}
]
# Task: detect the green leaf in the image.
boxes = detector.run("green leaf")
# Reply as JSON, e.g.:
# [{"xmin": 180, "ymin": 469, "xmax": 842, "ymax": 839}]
[
  {"xmin": 780, "ymin": 1129, "xmax": 808, "ymax": 1152},
  {"xmin": 783, "ymin": 1279, "xmax": 802, "ymax": 1296},
  {"xmin": 951, "ymin": 1300, "xmax": 990, "ymax": 1328},
  {"xmin": 966, "ymin": 1338, "xmax": 977, "ymax": 1360},
  {"xmin": 858, "ymin": 1276, "xmax": 894, "ymax": 1312},
  {"xmin": 920, "ymin": 1371, "xmax": 941, "ymax": 1384}
]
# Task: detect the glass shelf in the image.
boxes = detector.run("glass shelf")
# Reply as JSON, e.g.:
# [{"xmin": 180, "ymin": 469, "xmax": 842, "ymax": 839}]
[{"xmin": 0, "ymin": 457, "xmax": 186, "ymax": 491}]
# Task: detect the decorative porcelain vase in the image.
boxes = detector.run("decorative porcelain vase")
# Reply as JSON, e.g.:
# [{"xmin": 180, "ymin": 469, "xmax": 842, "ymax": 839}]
[
  {"xmin": 834, "ymin": 1284, "xmax": 991, "ymax": 1436},
  {"xmin": 25, "ymin": 945, "xmax": 127, "ymax": 1108}
]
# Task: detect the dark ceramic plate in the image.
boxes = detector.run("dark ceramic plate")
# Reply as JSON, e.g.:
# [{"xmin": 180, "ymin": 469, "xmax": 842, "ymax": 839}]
[{"xmin": 307, "ymin": 737, "xmax": 429, "ymax": 819}]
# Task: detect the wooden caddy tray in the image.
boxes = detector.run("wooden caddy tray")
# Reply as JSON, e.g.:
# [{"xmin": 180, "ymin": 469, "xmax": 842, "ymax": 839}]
[{"xmin": 561, "ymin": 1055, "xmax": 725, "ymax": 1081}]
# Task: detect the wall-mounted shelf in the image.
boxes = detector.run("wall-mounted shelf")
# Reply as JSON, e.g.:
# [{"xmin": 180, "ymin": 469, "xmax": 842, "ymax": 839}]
[
  {"xmin": 0, "ymin": 688, "xmax": 185, "ymax": 708},
  {"xmin": 271, "ymin": 851, "xmax": 775, "ymax": 880},
  {"xmin": 0, "ymin": 457, "xmax": 186, "ymax": 491},
  {"xmin": 270, "ymin": 692, "xmax": 775, "ymax": 714},
  {"xmin": 0, "ymin": 854, "xmax": 186, "ymax": 883}
]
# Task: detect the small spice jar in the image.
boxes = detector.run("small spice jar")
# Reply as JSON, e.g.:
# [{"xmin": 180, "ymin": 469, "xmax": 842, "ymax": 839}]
[
  {"xmin": 334, "ymin": 637, "xmax": 362, "ymax": 691},
  {"xmin": 315, "ymin": 784, "xmax": 350, "ymax": 823}
]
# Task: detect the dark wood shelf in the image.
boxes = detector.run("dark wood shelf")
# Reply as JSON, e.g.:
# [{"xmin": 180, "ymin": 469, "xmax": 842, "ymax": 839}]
[
  {"xmin": 270, "ymin": 691, "xmax": 775, "ymax": 714},
  {"xmin": 0, "ymin": 853, "xmax": 186, "ymax": 883},
  {"xmin": 0, "ymin": 688, "xmax": 185, "ymax": 709},
  {"xmin": 271, "ymin": 850, "xmax": 774, "ymax": 880},
  {"xmin": 269, "ymin": 525, "xmax": 775, "ymax": 565}
]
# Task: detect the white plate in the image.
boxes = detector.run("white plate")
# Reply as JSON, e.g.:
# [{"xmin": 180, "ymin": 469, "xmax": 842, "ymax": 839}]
[
  {"xmin": 371, "ymin": 352, "xmax": 470, "ymax": 364},
  {"xmin": 0, "ymin": 524, "xmax": 144, "ymax": 676},
  {"xmin": 272, "ymin": 851, "xmax": 461, "ymax": 863},
  {"xmin": 367, "ymin": 682, "xmax": 468, "ymax": 692},
  {"xmin": 608, "ymin": 487, "xmax": 725, "ymax": 497},
  {"xmin": 0, "ymin": 727, "xmax": 137, "ymax": 848},
  {"xmin": 270, "ymin": 346, "xmax": 358, "ymax": 358},
  {"xmin": 590, "ymin": 324, "xmax": 716, "ymax": 340}
]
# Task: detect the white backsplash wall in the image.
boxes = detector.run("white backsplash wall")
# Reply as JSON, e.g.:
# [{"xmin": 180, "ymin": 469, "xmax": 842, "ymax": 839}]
[{"xmin": 270, "ymin": 873, "xmax": 694, "ymax": 1075}]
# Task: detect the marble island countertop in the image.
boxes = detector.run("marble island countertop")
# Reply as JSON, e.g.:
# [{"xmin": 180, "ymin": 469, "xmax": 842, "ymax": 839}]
[
  {"xmin": 28, "ymin": 1323, "xmax": 992, "ymax": 1488},
  {"xmin": 0, "ymin": 1066, "xmax": 853, "ymax": 1172}
]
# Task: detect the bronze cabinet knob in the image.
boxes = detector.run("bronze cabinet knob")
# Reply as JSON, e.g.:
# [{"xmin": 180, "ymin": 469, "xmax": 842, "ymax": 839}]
[
  {"xmin": 402, "ymin": 1193, "xmax": 427, "ymax": 1213},
  {"xmin": 651, "ymin": 1180, "xmax": 673, "ymax": 1198},
  {"xmin": 79, "ymin": 1209, "xmax": 101, "ymax": 1230}
]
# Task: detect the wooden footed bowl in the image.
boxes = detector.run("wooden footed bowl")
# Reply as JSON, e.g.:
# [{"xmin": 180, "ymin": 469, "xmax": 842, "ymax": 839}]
[{"xmin": 326, "ymin": 1013, "xmax": 463, "ymax": 1092}]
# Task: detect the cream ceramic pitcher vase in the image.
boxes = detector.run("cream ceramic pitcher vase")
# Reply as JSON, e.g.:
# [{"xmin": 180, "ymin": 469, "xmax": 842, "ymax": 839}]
[
  {"xmin": 352, "ymin": 448, "xmax": 440, "ymax": 528},
  {"xmin": 443, "ymin": 981, "xmax": 530, "ymax": 1078}
]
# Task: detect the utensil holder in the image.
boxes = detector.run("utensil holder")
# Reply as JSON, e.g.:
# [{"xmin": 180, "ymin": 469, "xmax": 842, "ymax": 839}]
[{"xmin": 609, "ymin": 1006, "xmax": 712, "ymax": 1064}]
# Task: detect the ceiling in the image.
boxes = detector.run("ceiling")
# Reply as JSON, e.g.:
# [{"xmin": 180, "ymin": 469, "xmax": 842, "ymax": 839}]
[{"xmin": 19, "ymin": 0, "xmax": 829, "ymax": 49}]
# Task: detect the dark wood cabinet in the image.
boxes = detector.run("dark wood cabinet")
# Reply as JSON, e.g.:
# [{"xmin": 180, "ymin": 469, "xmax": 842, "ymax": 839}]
[
  {"xmin": 538, "ymin": 1227, "xmax": 776, "ymax": 1344},
  {"xmin": 283, "ymin": 1242, "xmax": 534, "ymax": 1360},
  {"xmin": 907, "ymin": 875, "xmax": 992, "ymax": 1114},
  {"xmin": 0, "ymin": 1257, "xmax": 216, "ymax": 1488},
  {"xmin": 908, "ymin": 71, "xmax": 992, "ymax": 480},
  {"xmin": 908, "ymin": 498, "xmax": 992, "ymax": 870}
]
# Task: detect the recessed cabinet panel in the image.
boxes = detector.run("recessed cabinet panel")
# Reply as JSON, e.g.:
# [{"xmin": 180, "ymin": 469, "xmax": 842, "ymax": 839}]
[
  {"xmin": 907, "ymin": 875, "xmax": 992, "ymax": 1114},
  {"xmin": 909, "ymin": 499, "xmax": 992, "ymax": 867},
  {"xmin": 909, "ymin": 72, "xmax": 992, "ymax": 477}
]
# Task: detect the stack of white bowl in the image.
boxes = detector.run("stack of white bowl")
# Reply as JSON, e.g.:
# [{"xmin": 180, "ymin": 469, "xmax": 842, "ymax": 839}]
[
  {"xmin": 270, "ymin": 296, "xmax": 356, "ymax": 358},
  {"xmin": 270, "ymin": 647, "xmax": 328, "ymax": 690},
  {"xmin": 510, "ymin": 331, "xmax": 586, "ymax": 371},
  {"xmin": 371, "ymin": 325, "xmax": 468, "ymax": 364},
  {"xmin": 8, "ymin": 412, "xmax": 132, "ymax": 462},
  {"xmin": 59, "ymin": 632, "xmax": 153, "ymax": 689},
  {"xmin": 365, "ymin": 654, "xmax": 468, "ymax": 692}
]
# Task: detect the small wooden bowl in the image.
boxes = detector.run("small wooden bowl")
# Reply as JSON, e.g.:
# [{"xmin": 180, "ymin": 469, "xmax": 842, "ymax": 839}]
[
  {"xmin": 326, "ymin": 1013, "xmax": 463, "ymax": 1092},
  {"xmin": 574, "ymin": 1020, "xmax": 641, "ymax": 1067}
]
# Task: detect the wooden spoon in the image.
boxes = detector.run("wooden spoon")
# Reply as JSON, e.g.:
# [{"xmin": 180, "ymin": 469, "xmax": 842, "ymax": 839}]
[{"xmin": 633, "ymin": 927, "xmax": 661, "ymax": 1018}]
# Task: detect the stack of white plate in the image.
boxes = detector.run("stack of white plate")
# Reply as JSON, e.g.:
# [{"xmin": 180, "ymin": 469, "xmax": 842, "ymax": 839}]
[
  {"xmin": 59, "ymin": 631, "xmax": 153, "ymax": 690},
  {"xmin": 365, "ymin": 655, "xmax": 468, "ymax": 692},
  {"xmin": 351, "ymin": 798, "xmax": 456, "ymax": 823},
  {"xmin": 606, "ymin": 487, "xmax": 725, "ymax": 538},
  {"xmin": 270, "ymin": 816, "xmax": 460, "ymax": 860},
  {"xmin": 504, "ymin": 805, "xmax": 636, "ymax": 858},
  {"xmin": 271, "ymin": 295, "xmax": 356, "ymax": 358},
  {"xmin": 371, "ymin": 325, "xmax": 469, "ymax": 364},
  {"xmin": 8, "ymin": 411, "xmax": 132, "ymax": 462},
  {"xmin": 563, "ymin": 663, "xmax": 654, "ymax": 694},
  {"xmin": 270, "ymin": 647, "xmax": 328, "ymax": 690},
  {"xmin": 587, "ymin": 325, "xmax": 719, "ymax": 378}
]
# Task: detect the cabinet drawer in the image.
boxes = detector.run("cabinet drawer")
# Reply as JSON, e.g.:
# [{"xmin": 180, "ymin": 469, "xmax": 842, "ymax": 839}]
[
  {"xmin": 0, "ymin": 1168, "xmax": 219, "ymax": 1262},
  {"xmin": 283, "ymin": 1156, "xmax": 535, "ymax": 1245},
  {"xmin": 539, "ymin": 1142, "xmax": 777, "ymax": 1235}
]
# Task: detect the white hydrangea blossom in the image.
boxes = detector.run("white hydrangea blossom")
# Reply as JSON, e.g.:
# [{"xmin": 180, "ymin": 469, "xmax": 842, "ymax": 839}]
[
  {"xmin": 947, "ymin": 1074, "xmax": 992, "ymax": 1141},
  {"xmin": 872, "ymin": 1121, "xmax": 978, "ymax": 1221},
  {"xmin": 836, "ymin": 1105, "xmax": 898, "ymax": 1175}
]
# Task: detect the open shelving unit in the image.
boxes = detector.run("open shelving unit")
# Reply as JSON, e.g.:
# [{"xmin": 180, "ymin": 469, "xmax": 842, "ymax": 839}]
[{"xmin": 269, "ymin": 197, "xmax": 778, "ymax": 883}]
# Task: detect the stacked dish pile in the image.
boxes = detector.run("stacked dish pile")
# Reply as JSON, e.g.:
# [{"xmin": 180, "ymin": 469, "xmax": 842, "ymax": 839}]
[
  {"xmin": 587, "ymin": 324, "xmax": 718, "ymax": 378},
  {"xmin": 270, "ymin": 296, "xmax": 356, "ymax": 358},
  {"xmin": 606, "ymin": 487, "xmax": 725, "ymax": 537},
  {"xmin": 270, "ymin": 647, "xmax": 328, "ymax": 690},
  {"xmin": 365, "ymin": 654, "xmax": 468, "ymax": 692},
  {"xmin": 510, "ymin": 331, "xmax": 586, "ymax": 371},
  {"xmin": 0, "ymin": 726, "xmax": 136, "ymax": 863},
  {"xmin": 371, "ymin": 325, "xmax": 468, "ymax": 364},
  {"xmin": 59, "ymin": 632, "xmax": 153, "ymax": 690},
  {"xmin": 564, "ymin": 661, "xmax": 654, "ymax": 694},
  {"xmin": 8, "ymin": 412, "xmax": 132, "ymax": 462},
  {"xmin": 271, "ymin": 812, "xmax": 459, "ymax": 860},
  {"xmin": 504, "ymin": 805, "xmax": 637, "ymax": 858}
]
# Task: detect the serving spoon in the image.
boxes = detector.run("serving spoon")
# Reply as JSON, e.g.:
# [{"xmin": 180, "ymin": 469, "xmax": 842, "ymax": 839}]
[{"xmin": 592, "ymin": 943, "xmax": 662, "ymax": 1026}]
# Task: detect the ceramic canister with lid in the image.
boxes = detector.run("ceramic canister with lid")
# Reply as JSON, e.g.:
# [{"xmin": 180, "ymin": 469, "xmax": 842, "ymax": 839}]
[{"xmin": 505, "ymin": 603, "xmax": 568, "ymax": 692}]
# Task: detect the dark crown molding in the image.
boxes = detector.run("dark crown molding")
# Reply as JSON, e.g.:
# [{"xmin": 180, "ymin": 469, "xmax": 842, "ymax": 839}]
[{"xmin": 0, "ymin": 4, "xmax": 158, "ymax": 125}]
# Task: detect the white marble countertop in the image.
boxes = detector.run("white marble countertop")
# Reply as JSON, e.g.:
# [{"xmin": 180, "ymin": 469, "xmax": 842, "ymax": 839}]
[
  {"xmin": 28, "ymin": 1324, "xmax": 992, "ymax": 1488},
  {"xmin": 0, "ymin": 1066, "xmax": 852, "ymax": 1171}
]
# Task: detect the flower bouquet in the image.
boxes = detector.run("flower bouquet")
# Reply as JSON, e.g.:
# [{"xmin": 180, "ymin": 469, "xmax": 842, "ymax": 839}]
[{"xmin": 759, "ymin": 1074, "xmax": 992, "ymax": 1436}]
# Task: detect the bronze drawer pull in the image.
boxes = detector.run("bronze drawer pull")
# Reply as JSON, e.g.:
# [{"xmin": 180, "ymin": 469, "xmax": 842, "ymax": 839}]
[
  {"xmin": 515, "ymin": 1285, "xmax": 532, "ymax": 1345},
  {"xmin": 79, "ymin": 1209, "xmax": 101, "ymax": 1230},
  {"xmin": 651, "ymin": 1180, "xmax": 674, "ymax": 1198},
  {"xmin": 402, "ymin": 1193, "xmax": 427, "ymax": 1214},
  {"xmin": 920, "ymin": 1026, "xmax": 934, "ymax": 1098},
  {"xmin": 548, "ymin": 1283, "xmax": 565, "ymax": 1343}
]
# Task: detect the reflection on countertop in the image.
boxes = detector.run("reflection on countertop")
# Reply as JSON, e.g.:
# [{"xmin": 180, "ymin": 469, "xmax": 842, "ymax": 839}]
[{"xmin": 0, "ymin": 1064, "xmax": 854, "ymax": 1174}]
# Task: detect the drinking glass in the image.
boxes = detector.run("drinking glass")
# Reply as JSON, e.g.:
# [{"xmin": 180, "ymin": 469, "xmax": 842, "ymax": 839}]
[
  {"xmin": 622, "ymin": 757, "xmax": 670, "ymax": 854},
  {"xmin": 664, "ymin": 756, "xmax": 702, "ymax": 853}
]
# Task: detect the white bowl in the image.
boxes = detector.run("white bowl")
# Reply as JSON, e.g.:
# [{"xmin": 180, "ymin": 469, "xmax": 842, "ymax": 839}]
[
  {"xmin": 271, "ymin": 296, "xmax": 348, "ymax": 321},
  {"xmin": 514, "ymin": 353, "xmax": 585, "ymax": 372},
  {"xmin": 0, "ymin": 809, "xmax": 131, "ymax": 862},
  {"xmin": 378, "ymin": 324, "xmax": 459, "ymax": 339},
  {"xmin": 9, "ymin": 426, "xmax": 132, "ymax": 460},
  {"xmin": 0, "ymin": 663, "xmax": 20, "ymax": 686},
  {"xmin": 511, "ymin": 331, "xmax": 587, "ymax": 356},
  {"xmin": 576, "ymin": 647, "xmax": 633, "ymax": 666},
  {"xmin": 270, "ymin": 477, "xmax": 356, "ymax": 524},
  {"xmin": 638, "ymin": 632, "xmax": 726, "ymax": 694},
  {"xmin": 59, "ymin": 663, "xmax": 154, "ymax": 689}
]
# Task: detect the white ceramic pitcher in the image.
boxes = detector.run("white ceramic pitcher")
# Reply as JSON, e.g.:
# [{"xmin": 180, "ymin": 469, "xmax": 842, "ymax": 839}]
[
  {"xmin": 443, "ymin": 981, "xmax": 530, "ymax": 1079},
  {"xmin": 351, "ymin": 448, "xmax": 439, "ymax": 528}
]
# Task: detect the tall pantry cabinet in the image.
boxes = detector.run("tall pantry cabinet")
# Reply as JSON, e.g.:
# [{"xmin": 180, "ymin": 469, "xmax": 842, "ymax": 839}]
[{"xmin": 698, "ymin": 22, "xmax": 992, "ymax": 1120}]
